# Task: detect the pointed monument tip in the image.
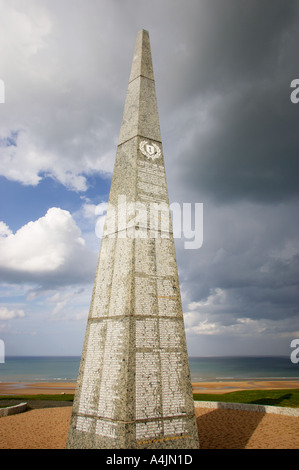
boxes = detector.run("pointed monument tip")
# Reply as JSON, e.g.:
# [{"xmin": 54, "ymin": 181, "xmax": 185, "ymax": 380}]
[
  {"xmin": 137, "ymin": 29, "xmax": 150, "ymax": 42},
  {"xmin": 119, "ymin": 27, "xmax": 160, "ymax": 145},
  {"xmin": 129, "ymin": 28, "xmax": 154, "ymax": 83}
]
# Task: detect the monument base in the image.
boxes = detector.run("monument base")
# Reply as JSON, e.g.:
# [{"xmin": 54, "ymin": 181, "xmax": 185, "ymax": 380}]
[{"xmin": 67, "ymin": 414, "xmax": 199, "ymax": 449}]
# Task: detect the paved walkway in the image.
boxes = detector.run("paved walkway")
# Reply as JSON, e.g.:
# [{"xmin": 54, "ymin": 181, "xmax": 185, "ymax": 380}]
[{"xmin": 0, "ymin": 405, "xmax": 298, "ymax": 449}]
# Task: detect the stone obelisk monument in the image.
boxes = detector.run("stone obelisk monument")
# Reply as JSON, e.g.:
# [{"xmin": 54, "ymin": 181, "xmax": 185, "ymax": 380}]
[{"xmin": 66, "ymin": 30, "xmax": 199, "ymax": 449}]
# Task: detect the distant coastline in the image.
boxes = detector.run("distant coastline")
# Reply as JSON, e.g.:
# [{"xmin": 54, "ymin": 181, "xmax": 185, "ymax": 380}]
[{"xmin": 0, "ymin": 355, "xmax": 297, "ymax": 384}]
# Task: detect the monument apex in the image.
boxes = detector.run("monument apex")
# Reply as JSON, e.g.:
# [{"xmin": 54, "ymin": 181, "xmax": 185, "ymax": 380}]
[{"xmin": 66, "ymin": 29, "xmax": 200, "ymax": 449}]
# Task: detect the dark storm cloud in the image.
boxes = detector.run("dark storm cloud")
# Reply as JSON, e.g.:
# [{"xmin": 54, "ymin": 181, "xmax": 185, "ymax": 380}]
[
  {"xmin": 153, "ymin": 2, "xmax": 299, "ymax": 355},
  {"xmin": 175, "ymin": 198, "xmax": 299, "ymax": 354},
  {"xmin": 178, "ymin": 82, "xmax": 298, "ymax": 204},
  {"xmin": 161, "ymin": 0, "xmax": 299, "ymax": 204}
]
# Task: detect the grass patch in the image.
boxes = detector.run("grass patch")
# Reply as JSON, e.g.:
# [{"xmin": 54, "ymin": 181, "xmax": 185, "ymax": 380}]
[
  {"xmin": 1, "ymin": 390, "xmax": 298, "ymax": 409},
  {"xmin": 193, "ymin": 388, "xmax": 299, "ymax": 408}
]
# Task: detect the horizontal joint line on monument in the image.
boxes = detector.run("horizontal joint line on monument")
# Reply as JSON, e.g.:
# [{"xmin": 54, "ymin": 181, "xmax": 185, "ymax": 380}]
[
  {"xmin": 75, "ymin": 414, "xmax": 194, "ymax": 426},
  {"xmin": 128, "ymin": 74, "xmax": 155, "ymax": 85},
  {"xmin": 102, "ymin": 231, "xmax": 174, "ymax": 238},
  {"xmin": 117, "ymin": 135, "xmax": 162, "ymax": 147},
  {"xmin": 89, "ymin": 315, "xmax": 183, "ymax": 322},
  {"xmin": 135, "ymin": 273, "xmax": 177, "ymax": 278},
  {"xmin": 135, "ymin": 314, "xmax": 181, "ymax": 318},
  {"xmin": 75, "ymin": 414, "xmax": 195, "ymax": 424},
  {"xmin": 136, "ymin": 348, "xmax": 183, "ymax": 353},
  {"xmin": 134, "ymin": 415, "xmax": 195, "ymax": 423},
  {"xmin": 76, "ymin": 413, "xmax": 136, "ymax": 424},
  {"xmin": 103, "ymin": 226, "xmax": 173, "ymax": 232}
]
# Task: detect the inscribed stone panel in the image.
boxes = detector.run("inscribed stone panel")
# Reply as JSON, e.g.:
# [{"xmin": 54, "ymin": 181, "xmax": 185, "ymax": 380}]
[
  {"xmin": 135, "ymin": 239, "xmax": 155, "ymax": 275},
  {"xmin": 135, "ymin": 276, "xmax": 156, "ymax": 316},
  {"xmin": 109, "ymin": 238, "xmax": 133, "ymax": 316},
  {"xmin": 97, "ymin": 319, "xmax": 126, "ymax": 419},
  {"xmin": 91, "ymin": 238, "xmax": 115, "ymax": 318},
  {"xmin": 78, "ymin": 322, "xmax": 106, "ymax": 416},
  {"xmin": 135, "ymin": 351, "xmax": 161, "ymax": 420}
]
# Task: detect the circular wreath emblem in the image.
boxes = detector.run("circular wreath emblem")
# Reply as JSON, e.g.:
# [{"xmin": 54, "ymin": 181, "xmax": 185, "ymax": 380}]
[{"xmin": 139, "ymin": 140, "xmax": 161, "ymax": 160}]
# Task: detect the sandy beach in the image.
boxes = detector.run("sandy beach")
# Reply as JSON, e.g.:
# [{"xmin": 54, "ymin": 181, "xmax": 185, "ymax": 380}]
[
  {"xmin": 0, "ymin": 381, "xmax": 76, "ymax": 395},
  {"xmin": 0, "ymin": 380, "xmax": 298, "ymax": 449},
  {"xmin": 1, "ymin": 379, "xmax": 299, "ymax": 395},
  {"xmin": 192, "ymin": 379, "xmax": 299, "ymax": 394}
]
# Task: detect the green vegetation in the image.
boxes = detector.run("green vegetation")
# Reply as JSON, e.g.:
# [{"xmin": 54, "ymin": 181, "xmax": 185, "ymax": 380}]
[
  {"xmin": 1, "ymin": 389, "xmax": 298, "ymax": 408},
  {"xmin": 193, "ymin": 388, "xmax": 299, "ymax": 408}
]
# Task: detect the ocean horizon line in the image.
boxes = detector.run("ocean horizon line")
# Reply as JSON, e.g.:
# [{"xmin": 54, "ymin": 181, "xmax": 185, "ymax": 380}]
[
  {"xmin": 1, "ymin": 355, "xmax": 297, "ymax": 383},
  {"xmin": 4, "ymin": 354, "xmax": 291, "ymax": 358}
]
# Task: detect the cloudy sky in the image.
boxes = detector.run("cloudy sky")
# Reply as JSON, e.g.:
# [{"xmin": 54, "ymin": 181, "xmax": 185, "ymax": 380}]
[{"xmin": 0, "ymin": 0, "xmax": 298, "ymax": 357}]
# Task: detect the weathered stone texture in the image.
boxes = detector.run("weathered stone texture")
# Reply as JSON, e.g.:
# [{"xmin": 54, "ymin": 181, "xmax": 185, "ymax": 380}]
[{"xmin": 66, "ymin": 30, "xmax": 199, "ymax": 449}]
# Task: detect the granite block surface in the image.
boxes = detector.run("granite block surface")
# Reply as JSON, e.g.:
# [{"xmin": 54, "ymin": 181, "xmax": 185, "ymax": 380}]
[{"xmin": 66, "ymin": 30, "xmax": 199, "ymax": 450}]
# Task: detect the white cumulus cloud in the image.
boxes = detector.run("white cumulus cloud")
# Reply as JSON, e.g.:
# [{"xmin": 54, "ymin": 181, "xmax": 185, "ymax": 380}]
[
  {"xmin": 0, "ymin": 1, "xmax": 118, "ymax": 192},
  {"xmin": 0, "ymin": 221, "xmax": 12, "ymax": 237},
  {"xmin": 0, "ymin": 307, "xmax": 25, "ymax": 320},
  {"xmin": 0, "ymin": 207, "xmax": 97, "ymax": 286}
]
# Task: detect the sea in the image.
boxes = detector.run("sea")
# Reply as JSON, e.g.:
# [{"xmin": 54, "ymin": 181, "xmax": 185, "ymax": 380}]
[{"xmin": 0, "ymin": 356, "xmax": 298, "ymax": 383}]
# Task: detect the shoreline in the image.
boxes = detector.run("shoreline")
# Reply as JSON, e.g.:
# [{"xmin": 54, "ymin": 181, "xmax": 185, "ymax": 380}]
[
  {"xmin": 0, "ymin": 379, "xmax": 298, "ymax": 449},
  {"xmin": 192, "ymin": 378, "xmax": 299, "ymax": 394},
  {"xmin": 0, "ymin": 378, "xmax": 298, "ymax": 396}
]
